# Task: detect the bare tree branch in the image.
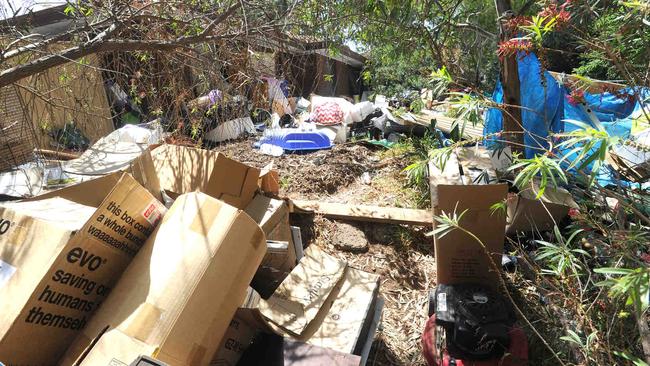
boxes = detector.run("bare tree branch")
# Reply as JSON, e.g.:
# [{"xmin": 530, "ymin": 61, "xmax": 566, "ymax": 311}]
[{"xmin": 0, "ymin": 2, "xmax": 242, "ymax": 88}]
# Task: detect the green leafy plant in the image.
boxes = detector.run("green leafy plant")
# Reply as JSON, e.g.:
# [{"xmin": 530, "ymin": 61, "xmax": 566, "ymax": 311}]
[
  {"xmin": 446, "ymin": 93, "xmax": 486, "ymax": 139},
  {"xmin": 613, "ymin": 351, "xmax": 650, "ymax": 366},
  {"xmin": 560, "ymin": 330, "xmax": 598, "ymax": 363},
  {"xmin": 594, "ymin": 267, "xmax": 650, "ymax": 316},
  {"xmin": 521, "ymin": 15, "xmax": 558, "ymax": 45},
  {"xmin": 535, "ymin": 227, "xmax": 590, "ymax": 277},
  {"xmin": 556, "ymin": 120, "xmax": 620, "ymax": 187},
  {"xmin": 429, "ymin": 66, "xmax": 453, "ymax": 99},
  {"xmin": 508, "ymin": 154, "xmax": 568, "ymax": 198},
  {"xmin": 432, "ymin": 203, "xmax": 468, "ymax": 239},
  {"xmin": 428, "ymin": 146, "xmax": 454, "ymax": 172},
  {"xmin": 490, "ymin": 200, "xmax": 507, "ymax": 217}
]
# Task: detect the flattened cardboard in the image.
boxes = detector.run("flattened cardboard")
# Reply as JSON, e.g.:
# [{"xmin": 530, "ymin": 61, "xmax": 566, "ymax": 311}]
[
  {"xmin": 0, "ymin": 172, "xmax": 165, "ymax": 365},
  {"xmin": 64, "ymin": 192, "xmax": 266, "ymax": 366},
  {"xmin": 151, "ymin": 144, "xmax": 260, "ymax": 209},
  {"xmin": 507, "ymin": 181, "xmax": 578, "ymax": 233},
  {"xmin": 429, "ymin": 147, "xmax": 507, "ymax": 287},
  {"xmin": 259, "ymin": 245, "xmax": 347, "ymax": 336},
  {"xmin": 295, "ymin": 266, "xmax": 380, "ymax": 354},
  {"xmin": 252, "ymin": 246, "xmax": 381, "ymax": 355}
]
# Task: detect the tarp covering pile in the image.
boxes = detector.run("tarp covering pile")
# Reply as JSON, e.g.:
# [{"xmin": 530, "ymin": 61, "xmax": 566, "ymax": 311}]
[{"xmin": 485, "ymin": 53, "xmax": 649, "ymax": 187}]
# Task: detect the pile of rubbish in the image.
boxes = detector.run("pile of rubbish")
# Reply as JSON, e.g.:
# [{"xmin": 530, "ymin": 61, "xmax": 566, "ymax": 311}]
[
  {"xmin": 0, "ymin": 142, "xmax": 383, "ymax": 366},
  {"xmin": 185, "ymin": 77, "xmax": 437, "ymax": 156}
]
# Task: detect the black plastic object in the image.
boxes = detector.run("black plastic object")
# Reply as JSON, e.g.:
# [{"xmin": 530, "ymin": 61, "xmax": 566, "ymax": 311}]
[{"xmin": 433, "ymin": 283, "xmax": 516, "ymax": 360}]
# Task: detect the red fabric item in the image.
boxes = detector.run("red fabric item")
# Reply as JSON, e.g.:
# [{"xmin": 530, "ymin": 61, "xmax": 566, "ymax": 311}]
[
  {"xmin": 421, "ymin": 314, "xmax": 529, "ymax": 366},
  {"xmin": 312, "ymin": 101, "xmax": 344, "ymax": 125}
]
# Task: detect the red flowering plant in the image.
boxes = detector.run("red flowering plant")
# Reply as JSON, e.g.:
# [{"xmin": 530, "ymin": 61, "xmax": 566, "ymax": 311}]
[
  {"xmin": 504, "ymin": 15, "xmax": 531, "ymax": 33},
  {"xmin": 497, "ymin": 39, "xmax": 534, "ymax": 60},
  {"xmin": 566, "ymin": 88, "xmax": 586, "ymax": 105},
  {"xmin": 538, "ymin": 0, "xmax": 572, "ymax": 29}
]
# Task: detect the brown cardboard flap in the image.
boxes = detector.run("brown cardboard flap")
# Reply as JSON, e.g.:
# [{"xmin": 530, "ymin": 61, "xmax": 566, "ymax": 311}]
[
  {"xmin": 259, "ymin": 163, "xmax": 280, "ymax": 196},
  {"xmin": 152, "ymin": 144, "xmax": 216, "ymax": 194},
  {"xmin": 0, "ymin": 197, "xmax": 96, "ymax": 231},
  {"xmin": 207, "ymin": 154, "xmax": 259, "ymax": 208},
  {"xmin": 518, "ymin": 182, "xmax": 578, "ymax": 208},
  {"xmin": 127, "ymin": 147, "xmax": 163, "ymax": 202},
  {"xmin": 244, "ymin": 194, "xmax": 287, "ymax": 233},
  {"xmin": 151, "ymin": 144, "xmax": 260, "ymax": 209},
  {"xmin": 506, "ymin": 181, "xmax": 578, "ymax": 233}
]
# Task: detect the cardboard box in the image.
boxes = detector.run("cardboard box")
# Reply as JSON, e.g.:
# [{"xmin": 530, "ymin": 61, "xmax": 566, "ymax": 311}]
[
  {"xmin": 151, "ymin": 144, "xmax": 260, "ymax": 208},
  {"xmin": 209, "ymin": 288, "xmax": 262, "ymax": 366},
  {"xmin": 62, "ymin": 191, "xmax": 266, "ymax": 366},
  {"xmin": 248, "ymin": 246, "xmax": 381, "ymax": 355},
  {"xmin": 209, "ymin": 312, "xmax": 259, "ymax": 366},
  {"xmin": 0, "ymin": 172, "xmax": 165, "ymax": 364},
  {"xmin": 506, "ymin": 181, "xmax": 578, "ymax": 233},
  {"xmin": 245, "ymin": 194, "xmax": 297, "ymax": 297},
  {"xmin": 429, "ymin": 147, "xmax": 507, "ymax": 287}
]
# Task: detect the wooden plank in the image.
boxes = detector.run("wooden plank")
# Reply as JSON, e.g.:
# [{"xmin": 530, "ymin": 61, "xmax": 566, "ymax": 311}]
[
  {"xmin": 290, "ymin": 200, "xmax": 432, "ymax": 226},
  {"xmin": 414, "ymin": 110, "xmax": 484, "ymax": 139},
  {"xmin": 548, "ymin": 71, "xmax": 625, "ymax": 94}
]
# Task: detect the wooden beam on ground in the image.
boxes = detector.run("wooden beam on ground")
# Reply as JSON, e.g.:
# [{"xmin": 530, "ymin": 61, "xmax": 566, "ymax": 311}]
[{"xmin": 289, "ymin": 200, "xmax": 432, "ymax": 226}]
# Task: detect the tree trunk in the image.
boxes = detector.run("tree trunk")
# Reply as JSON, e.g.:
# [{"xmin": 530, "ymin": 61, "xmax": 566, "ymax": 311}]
[{"xmin": 494, "ymin": 0, "xmax": 524, "ymax": 154}]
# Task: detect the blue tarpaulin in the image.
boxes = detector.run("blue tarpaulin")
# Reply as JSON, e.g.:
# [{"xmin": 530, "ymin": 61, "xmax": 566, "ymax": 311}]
[{"xmin": 484, "ymin": 53, "xmax": 647, "ymax": 187}]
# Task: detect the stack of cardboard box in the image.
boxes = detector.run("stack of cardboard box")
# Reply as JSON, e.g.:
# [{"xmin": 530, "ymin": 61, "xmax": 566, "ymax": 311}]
[{"xmin": 0, "ymin": 144, "xmax": 382, "ymax": 366}]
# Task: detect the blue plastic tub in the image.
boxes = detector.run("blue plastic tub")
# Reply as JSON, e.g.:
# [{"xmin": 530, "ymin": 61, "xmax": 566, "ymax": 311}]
[{"xmin": 259, "ymin": 129, "xmax": 332, "ymax": 151}]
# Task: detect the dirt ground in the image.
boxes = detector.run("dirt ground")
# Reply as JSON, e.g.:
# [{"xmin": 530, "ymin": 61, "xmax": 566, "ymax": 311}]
[{"xmin": 216, "ymin": 138, "xmax": 435, "ymax": 365}]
